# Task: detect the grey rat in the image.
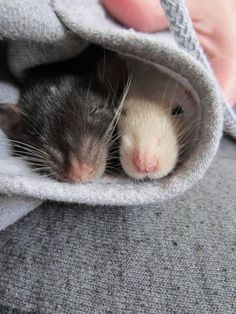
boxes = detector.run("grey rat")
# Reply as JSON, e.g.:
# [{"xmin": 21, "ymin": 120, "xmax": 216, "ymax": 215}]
[{"xmin": 0, "ymin": 45, "xmax": 127, "ymax": 182}]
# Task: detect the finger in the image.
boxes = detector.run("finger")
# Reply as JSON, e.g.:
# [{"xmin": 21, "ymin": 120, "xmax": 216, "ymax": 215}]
[
  {"xmin": 194, "ymin": 33, "xmax": 218, "ymax": 59},
  {"xmin": 101, "ymin": 0, "xmax": 168, "ymax": 32},
  {"xmin": 210, "ymin": 57, "xmax": 236, "ymax": 107}
]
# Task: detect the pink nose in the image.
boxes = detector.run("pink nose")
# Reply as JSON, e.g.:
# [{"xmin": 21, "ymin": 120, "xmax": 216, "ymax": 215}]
[
  {"xmin": 133, "ymin": 153, "xmax": 159, "ymax": 173},
  {"xmin": 66, "ymin": 161, "xmax": 94, "ymax": 182}
]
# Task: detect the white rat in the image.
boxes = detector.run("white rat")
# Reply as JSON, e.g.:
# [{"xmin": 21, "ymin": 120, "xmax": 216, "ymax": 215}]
[{"xmin": 118, "ymin": 58, "xmax": 199, "ymax": 180}]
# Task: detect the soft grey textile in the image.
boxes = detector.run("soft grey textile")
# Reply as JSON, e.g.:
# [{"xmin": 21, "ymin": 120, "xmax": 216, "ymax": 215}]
[
  {"xmin": 0, "ymin": 137, "xmax": 235, "ymax": 313},
  {"xmin": 0, "ymin": 43, "xmax": 19, "ymax": 103},
  {"xmin": 0, "ymin": 195, "xmax": 41, "ymax": 231},
  {"xmin": 0, "ymin": 0, "xmax": 227, "ymax": 216}
]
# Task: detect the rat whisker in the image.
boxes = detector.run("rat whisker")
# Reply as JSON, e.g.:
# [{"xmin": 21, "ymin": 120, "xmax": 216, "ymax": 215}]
[
  {"xmin": 105, "ymin": 74, "xmax": 133, "ymax": 143},
  {"xmin": 107, "ymin": 75, "xmax": 132, "ymax": 139},
  {"xmin": 106, "ymin": 130, "xmax": 124, "ymax": 148},
  {"xmin": 28, "ymin": 166, "xmax": 52, "ymax": 171},
  {"xmin": 176, "ymin": 121, "xmax": 202, "ymax": 142},
  {"xmin": 20, "ymin": 113, "xmax": 48, "ymax": 145},
  {"xmin": 13, "ymin": 155, "xmax": 47, "ymax": 165},
  {"xmin": 11, "ymin": 147, "xmax": 46, "ymax": 159},
  {"xmin": 6, "ymin": 139, "xmax": 47, "ymax": 156},
  {"xmin": 11, "ymin": 150, "xmax": 46, "ymax": 159}
]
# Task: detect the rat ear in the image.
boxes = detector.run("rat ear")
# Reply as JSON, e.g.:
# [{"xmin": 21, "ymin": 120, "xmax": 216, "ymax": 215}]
[
  {"xmin": 96, "ymin": 52, "xmax": 128, "ymax": 95},
  {"xmin": 0, "ymin": 103, "xmax": 22, "ymax": 133}
]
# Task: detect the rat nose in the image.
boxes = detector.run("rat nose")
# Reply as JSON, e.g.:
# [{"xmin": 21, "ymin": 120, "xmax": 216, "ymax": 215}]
[
  {"xmin": 133, "ymin": 153, "xmax": 159, "ymax": 173},
  {"xmin": 66, "ymin": 160, "xmax": 95, "ymax": 182}
]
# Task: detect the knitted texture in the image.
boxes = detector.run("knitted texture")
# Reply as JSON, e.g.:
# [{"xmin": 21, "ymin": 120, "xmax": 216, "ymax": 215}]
[{"xmin": 161, "ymin": 0, "xmax": 236, "ymax": 139}]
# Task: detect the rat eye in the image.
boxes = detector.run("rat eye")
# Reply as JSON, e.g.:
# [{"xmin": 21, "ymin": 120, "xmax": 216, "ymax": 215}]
[
  {"xmin": 172, "ymin": 105, "xmax": 184, "ymax": 115},
  {"xmin": 89, "ymin": 106, "xmax": 98, "ymax": 116}
]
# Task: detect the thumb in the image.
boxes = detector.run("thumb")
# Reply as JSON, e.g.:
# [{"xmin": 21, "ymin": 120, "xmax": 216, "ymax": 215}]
[{"xmin": 101, "ymin": 0, "xmax": 168, "ymax": 32}]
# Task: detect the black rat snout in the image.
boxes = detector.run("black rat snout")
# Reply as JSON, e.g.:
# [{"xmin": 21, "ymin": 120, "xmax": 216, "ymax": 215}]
[{"xmin": 62, "ymin": 136, "xmax": 108, "ymax": 183}]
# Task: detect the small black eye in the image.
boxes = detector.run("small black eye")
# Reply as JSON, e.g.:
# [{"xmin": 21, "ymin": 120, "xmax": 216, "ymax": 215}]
[
  {"xmin": 89, "ymin": 106, "xmax": 98, "ymax": 116},
  {"xmin": 172, "ymin": 105, "xmax": 184, "ymax": 115}
]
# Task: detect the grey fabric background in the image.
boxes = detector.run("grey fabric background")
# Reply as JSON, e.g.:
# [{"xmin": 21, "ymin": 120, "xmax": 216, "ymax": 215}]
[{"xmin": 0, "ymin": 137, "xmax": 235, "ymax": 314}]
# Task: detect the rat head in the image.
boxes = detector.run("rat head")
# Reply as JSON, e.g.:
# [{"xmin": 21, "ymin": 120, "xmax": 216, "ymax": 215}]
[
  {"xmin": 118, "ymin": 63, "xmax": 198, "ymax": 180},
  {"xmin": 0, "ymin": 48, "xmax": 128, "ymax": 183}
]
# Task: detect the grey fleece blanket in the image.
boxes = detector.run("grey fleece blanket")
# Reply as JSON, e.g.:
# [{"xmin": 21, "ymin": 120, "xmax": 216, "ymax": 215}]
[{"xmin": 0, "ymin": 0, "xmax": 235, "ymax": 230}]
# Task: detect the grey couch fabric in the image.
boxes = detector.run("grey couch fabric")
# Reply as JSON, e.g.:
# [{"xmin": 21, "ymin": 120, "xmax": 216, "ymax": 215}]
[{"xmin": 0, "ymin": 137, "xmax": 235, "ymax": 314}]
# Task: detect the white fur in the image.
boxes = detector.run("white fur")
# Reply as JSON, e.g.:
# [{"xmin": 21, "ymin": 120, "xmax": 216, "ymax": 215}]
[{"xmin": 118, "ymin": 59, "xmax": 198, "ymax": 180}]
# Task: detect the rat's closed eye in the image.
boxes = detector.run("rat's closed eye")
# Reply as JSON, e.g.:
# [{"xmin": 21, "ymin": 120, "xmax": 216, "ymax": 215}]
[
  {"xmin": 89, "ymin": 106, "xmax": 98, "ymax": 116},
  {"xmin": 172, "ymin": 105, "xmax": 184, "ymax": 115}
]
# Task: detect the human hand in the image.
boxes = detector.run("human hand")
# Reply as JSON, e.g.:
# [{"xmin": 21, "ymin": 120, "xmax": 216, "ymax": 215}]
[{"xmin": 102, "ymin": 0, "xmax": 236, "ymax": 107}]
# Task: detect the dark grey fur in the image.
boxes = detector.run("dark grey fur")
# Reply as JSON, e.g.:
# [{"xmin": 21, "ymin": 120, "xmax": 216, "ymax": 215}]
[{"xmin": 0, "ymin": 45, "xmax": 127, "ymax": 181}]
